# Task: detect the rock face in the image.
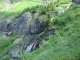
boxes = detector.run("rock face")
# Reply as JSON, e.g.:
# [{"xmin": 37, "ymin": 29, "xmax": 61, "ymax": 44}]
[
  {"xmin": 13, "ymin": 12, "xmax": 32, "ymax": 34},
  {"xmin": 0, "ymin": 21, "xmax": 7, "ymax": 32},
  {"xmin": 0, "ymin": 12, "xmax": 32, "ymax": 35},
  {"xmin": 30, "ymin": 16, "xmax": 45, "ymax": 34},
  {"xmin": 72, "ymin": 0, "xmax": 80, "ymax": 4},
  {"xmin": 0, "ymin": 12, "xmax": 46, "ymax": 35},
  {"xmin": 0, "ymin": 11, "xmax": 54, "ymax": 59},
  {"xmin": 0, "ymin": 12, "xmax": 45, "ymax": 35},
  {"xmin": 22, "ymin": 15, "xmax": 46, "ymax": 51}
]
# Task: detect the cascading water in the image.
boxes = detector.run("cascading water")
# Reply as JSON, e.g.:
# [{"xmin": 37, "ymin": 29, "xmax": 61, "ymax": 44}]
[
  {"xmin": 26, "ymin": 43, "xmax": 34, "ymax": 53},
  {"xmin": 25, "ymin": 34, "xmax": 41, "ymax": 54}
]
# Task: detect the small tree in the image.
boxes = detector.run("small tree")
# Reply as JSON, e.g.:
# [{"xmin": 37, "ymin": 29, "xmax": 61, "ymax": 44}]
[{"xmin": 45, "ymin": 12, "xmax": 51, "ymax": 27}]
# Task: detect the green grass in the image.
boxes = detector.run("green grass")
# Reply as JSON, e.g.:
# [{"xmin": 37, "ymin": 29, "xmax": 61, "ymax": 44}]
[
  {"xmin": 58, "ymin": 0, "xmax": 72, "ymax": 4},
  {"xmin": 21, "ymin": 5, "xmax": 80, "ymax": 60},
  {"xmin": 0, "ymin": 33, "xmax": 20, "ymax": 58},
  {"xmin": 0, "ymin": 2, "xmax": 6, "ymax": 8},
  {"xmin": 1, "ymin": 1, "xmax": 43, "ymax": 19},
  {"xmin": 9, "ymin": 1, "xmax": 42, "ymax": 12},
  {"xmin": 0, "ymin": 2, "xmax": 7, "ymax": 11},
  {"xmin": 1, "ymin": 55, "xmax": 11, "ymax": 60}
]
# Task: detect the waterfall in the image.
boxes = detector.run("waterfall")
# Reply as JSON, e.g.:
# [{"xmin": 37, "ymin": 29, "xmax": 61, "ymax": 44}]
[
  {"xmin": 26, "ymin": 43, "xmax": 34, "ymax": 53},
  {"xmin": 26, "ymin": 35, "xmax": 40, "ymax": 53}
]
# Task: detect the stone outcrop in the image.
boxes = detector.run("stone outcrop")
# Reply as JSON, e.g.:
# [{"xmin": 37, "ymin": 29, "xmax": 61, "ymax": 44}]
[
  {"xmin": 0, "ymin": 12, "xmax": 32, "ymax": 35},
  {"xmin": 0, "ymin": 12, "xmax": 46, "ymax": 35},
  {"xmin": 22, "ymin": 15, "xmax": 46, "ymax": 51},
  {"xmin": 13, "ymin": 12, "xmax": 32, "ymax": 34},
  {"xmin": 72, "ymin": 0, "xmax": 80, "ymax": 4},
  {"xmin": 30, "ymin": 16, "xmax": 46, "ymax": 34}
]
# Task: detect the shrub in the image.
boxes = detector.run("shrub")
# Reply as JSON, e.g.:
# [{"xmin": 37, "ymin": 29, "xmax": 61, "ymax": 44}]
[{"xmin": 1, "ymin": 55, "xmax": 11, "ymax": 60}]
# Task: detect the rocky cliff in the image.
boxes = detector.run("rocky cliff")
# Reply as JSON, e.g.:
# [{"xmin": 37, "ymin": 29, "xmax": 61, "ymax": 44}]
[
  {"xmin": 0, "ymin": 12, "xmax": 54, "ymax": 59},
  {"xmin": 0, "ymin": 12, "xmax": 46, "ymax": 35}
]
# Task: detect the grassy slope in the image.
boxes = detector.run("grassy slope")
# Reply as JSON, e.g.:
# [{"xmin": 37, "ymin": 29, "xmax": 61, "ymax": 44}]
[
  {"xmin": 1, "ymin": 1, "xmax": 42, "ymax": 19},
  {"xmin": 0, "ymin": 2, "xmax": 6, "ymax": 8},
  {"xmin": 22, "ymin": 5, "xmax": 80, "ymax": 60},
  {"xmin": 0, "ymin": 0, "xmax": 79, "ymax": 60},
  {"xmin": 57, "ymin": 0, "xmax": 72, "ymax": 4},
  {"xmin": 0, "ymin": 32, "xmax": 20, "ymax": 59}
]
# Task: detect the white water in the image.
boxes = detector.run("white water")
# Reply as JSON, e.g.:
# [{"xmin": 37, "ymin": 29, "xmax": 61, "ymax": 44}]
[
  {"xmin": 50, "ymin": 17, "xmax": 55, "ymax": 22},
  {"xmin": 26, "ymin": 43, "xmax": 34, "ymax": 53}
]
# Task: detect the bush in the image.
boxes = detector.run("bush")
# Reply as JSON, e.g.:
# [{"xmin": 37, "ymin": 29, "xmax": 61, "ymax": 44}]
[
  {"xmin": 45, "ymin": 12, "xmax": 51, "ymax": 27},
  {"xmin": 1, "ymin": 55, "xmax": 11, "ymax": 60}
]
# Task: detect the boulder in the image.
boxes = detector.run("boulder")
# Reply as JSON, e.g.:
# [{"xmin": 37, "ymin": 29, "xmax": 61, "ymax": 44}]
[
  {"xmin": 0, "ymin": 19, "xmax": 13, "ymax": 36},
  {"xmin": 0, "ymin": 21, "xmax": 7, "ymax": 32},
  {"xmin": 30, "ymin": 15, "xmax": 46, "ymax": 34},
  {"xmin": 9, "ymin": 47, "xmax": 21, "ymax": 59},
  {"xmin": 13, "ymin": 12, "xmax": 32, "ymax": 34}
]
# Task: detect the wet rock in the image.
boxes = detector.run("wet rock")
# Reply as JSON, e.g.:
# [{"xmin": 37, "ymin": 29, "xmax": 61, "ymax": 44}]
[
  {"xmin": 26, "ymin": 37, "xmax": 40, "ymax": 53},
  {"xmin": 22, "ymin": 34, "xmax": 38, "ymax": 51},
  {"xmin": 25, "ymin": 29, "xmax": 55, "ymax": 53}
]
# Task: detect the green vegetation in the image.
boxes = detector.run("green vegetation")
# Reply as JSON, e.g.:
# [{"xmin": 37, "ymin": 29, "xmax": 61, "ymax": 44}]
[
  {"xmin": 60, "ymin": 0, "xmax": 72, "ymax": 4},
  {"xmin": 1, "ymin": 55, "xmax": 11, "ymax": 60},
  {"xmin": 0, "ymin": 0, "xmax": 80, "ymax": 60},
  {"xmin": 1, "ymin": 1, "xmax": 42, "ymax": 19},
  {"xmin": 0, "ymin": 2, "xmax": 6, "ymax": 11},
  {"xmin": 0, "ymin": 32, "xmax": 20, "ymax": 59},
  {"xmin": 56, "ymin": 0, "xmax": 72, "ymax": 5},
  {"xmin": 21, "ymin": 5, "xmax": 80, "ymax": 60}
]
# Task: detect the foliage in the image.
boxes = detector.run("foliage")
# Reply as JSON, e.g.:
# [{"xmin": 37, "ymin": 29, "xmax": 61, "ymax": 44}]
[
  {"xmin": 21, "ymin": 5, "xmax": 80, "ymax": 60},
  {"xmin": 0, "ymin": 2, "xmax": 6, "ymax": 11},
  {"xmin": 0, "ymin": 33, "xmax": 19, "ymax": 59},
  {"xmin": 1, "ymin": 55, "xmax": 11, "ymax": 60},
  {"xmin": 45, "ymin": 12, "xmax": 51, "ymax": 27},
  {"xmin": 57, "ymin": 0, "xmax": 72, "ymax": 5}
]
